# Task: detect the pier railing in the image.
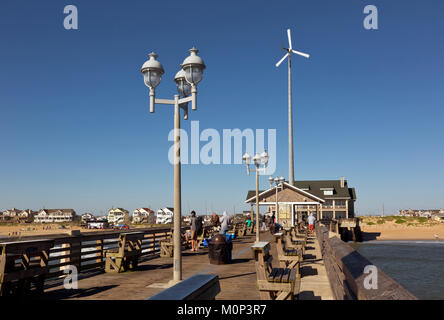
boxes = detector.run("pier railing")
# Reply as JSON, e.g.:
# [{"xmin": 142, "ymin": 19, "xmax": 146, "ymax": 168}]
[
  {"xmin": 2, "ymin": 226, "xmax": 211, "ymax": 281},
  {"xmin": 316, "ymin": 224, "xmax": 417, "ymax": 300}
]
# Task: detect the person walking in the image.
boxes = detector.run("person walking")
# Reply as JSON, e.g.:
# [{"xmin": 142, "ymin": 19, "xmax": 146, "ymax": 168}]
[
  {"xmin": 220, "ymin": 211, "xmax": 230, "ymax": 234},
  {"xmin": 261, "ymin": 215, "xmax": 267, "ymax": 231},
  {"xmin": 189, "ymin": 211, "xmax": 199, "ymax": 252},
  {"xmin": 308, "ymin": 212, "xmax": 316, "ymax": 235}
]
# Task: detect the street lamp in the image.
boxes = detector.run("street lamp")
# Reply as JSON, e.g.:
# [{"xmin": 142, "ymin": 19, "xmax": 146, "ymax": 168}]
[
  {"xmin": 243, "ymin": 150, "xmax": 269, "ymax": 243},
  {"xmin": 268, "ymin": 176, "xmax": 285, "ymax": 224},
  {"xmin": 141, "ymin": 48, "xmax": 206, "ymax": 284}
]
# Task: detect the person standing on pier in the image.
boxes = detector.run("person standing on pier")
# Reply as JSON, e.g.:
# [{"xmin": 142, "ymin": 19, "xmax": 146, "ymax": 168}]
[
  {"xmin": 220, "ymin": 211, "xmax": 230, "ymax": 234},
  {"xmin": 210, "ymin": 213, "xmax": 220, "ymax": 228},
  {"xmin": 308, "ymin": 212, "xmax": 316, "ymax": 235},
  {"xmin": 190, "ymin": 211, "xmax": 199, "ymax": 252}
]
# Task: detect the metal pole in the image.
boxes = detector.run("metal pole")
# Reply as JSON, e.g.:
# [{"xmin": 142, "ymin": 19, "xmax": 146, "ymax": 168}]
[
  {"xmin": 173, "ymin": 95, "xmax": 182, "ymax": 282},
  {"xmin": 255, "ymin": 168, "xmax": 260, "ymax": 242},
  {"xmin": 288, "ymin": 53, "xmax": 294, "ymax": 186},
  {"xmin": 275, "ymin": 186, "xmax": 279, "ymax": 224}
]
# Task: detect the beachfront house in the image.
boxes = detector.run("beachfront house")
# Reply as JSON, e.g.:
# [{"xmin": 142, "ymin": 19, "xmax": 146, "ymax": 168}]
[
  {"xmin": 107, "ymin": 208, "xmax": 129, "ymax": 225},
  {"xmin": 18, "ymin": 209, "xmax": 38, "ymax": 223},
  {"xmin": 34, "ymin": 209, "xmax": 76, "ymax": 223},
  {"xmin": 400, "ymin": 209, "xmax": 441, "ymax": 217},
  {"xmin": 156, "ymin": 207, "xmax": 174, "ymax": 224},
  {"xmin": 246, "ymin": 177, "xmax": 356, "ymax": 228},
  {"xmin": 132, "ymin": 208, "xmax": 155, "ymax": 224},
  {"xmin": 432, "ymin": 213, "xmax": 444, "ymax": 223},
  {"xmin": 81, "ymin": 213, "xmax": 95, "ymax": 223},
  {"xmin": 2, "ymin": 208, "xmax": 21, "ymax": 219}
]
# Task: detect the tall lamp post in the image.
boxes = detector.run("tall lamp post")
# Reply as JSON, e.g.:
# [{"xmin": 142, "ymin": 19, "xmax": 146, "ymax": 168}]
[
  {"xmin": 242, "ymin": 150, "xmax": 269, "ymax": 243},
  {"xmin": 141, "ymin": 48, "xmax": 206, "ymax": 283},
  {"xmin": 268, "ymin": 176, "xmax": 285, "ymax": 224}
]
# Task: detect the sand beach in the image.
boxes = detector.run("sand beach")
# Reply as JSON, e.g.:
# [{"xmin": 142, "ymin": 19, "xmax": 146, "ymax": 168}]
[{"xmin": 360, "ymin": 216, "xmax": 444, "ymax": 241}]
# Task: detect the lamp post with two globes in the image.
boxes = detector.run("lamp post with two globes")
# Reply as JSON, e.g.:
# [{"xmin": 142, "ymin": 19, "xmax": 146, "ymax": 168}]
[
  {"xmin": 140, "ymin": 48, "xmax": 206, "ymax": 283},
  {"xmin": 268, "ymin": 176, "xmax": 285, "ymax": 224},
  {"xmin": 242, "ymin": 151, "xmax": 269, "ymax": 243}
]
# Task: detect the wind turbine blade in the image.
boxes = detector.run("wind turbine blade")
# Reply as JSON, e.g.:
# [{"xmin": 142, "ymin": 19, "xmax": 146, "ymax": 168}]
[
  {"xmin": 287, "ymin": 29, "xmax": 292, "ymax": 50},
  {"xmin": 275, "ymin": 53, "xmax": 289, "ymax": 67},
  {"xmin": 292, "ymin": 49, "xmax": 310, "ymax": 58}
]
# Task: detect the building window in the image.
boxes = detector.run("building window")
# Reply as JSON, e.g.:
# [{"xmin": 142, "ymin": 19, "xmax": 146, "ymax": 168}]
[
  {"xmin": 323, "ymin": 200, "xmax": 333, "ymax": 208},
  {"xmin": 322, "ymin": 211, "xmax": 333, "ymax": 220},
  {"xmin": 323, "ymin": 190, "xmax": 333, "ymax": 196},
  {"xmin": 335, "ymin": 211, "xmax": 347, "ymax": 219},
  {"xmin": 335, "ymin": 200, "xmax": 346, "ymax": 208}
]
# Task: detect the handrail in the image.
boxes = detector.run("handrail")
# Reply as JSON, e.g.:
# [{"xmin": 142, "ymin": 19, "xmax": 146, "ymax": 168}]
[
  {"xmin": 315, "ymin": 223, "xmax": 417, "ymax": 300},
  {"xmin": 1, "ymin": 225, "xmax": 213, "ymax": 281}
]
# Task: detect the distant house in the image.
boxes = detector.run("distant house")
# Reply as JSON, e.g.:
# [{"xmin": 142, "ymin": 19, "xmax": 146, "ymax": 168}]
[
  {"xmin": 400, "ymin": 209, "xmax": 441, "ymax": 217},
  {"xmin": 432, "ymin": 213, "xmax": 444, "ymax": 223},
  {"xmin": 81, "ymin": 213, "xmax": 95, "ymax": 223},
  {"xmin": 2, "ymin": 208, "xmax": 21, "ymax": 218},
  {"xmin": 156, "ymin": 208, "xmax": 174, "ymax": 224},
  {"xmin": 132, "ymin": 208, "xmax": 155, "ymax": 224},
  {"xmin": 107, "ymin": 208, "xmax": 129, "ymax": 225},
  {"xmin": 86, "ymin": 220, "xmax": 109, "ymax": 229},
  {"xmin": 34, "ymin": 209, "xmax": 76, "ymax": 223},
  {"xmin": 18, "ymin": 209, "xmax": 37, "ymax": 223}
]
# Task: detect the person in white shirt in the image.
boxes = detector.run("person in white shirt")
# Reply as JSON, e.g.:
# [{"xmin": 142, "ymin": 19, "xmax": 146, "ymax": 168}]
[{"xmin": 308, "ymin": 212, "xmax": 316, "ymax": 234}]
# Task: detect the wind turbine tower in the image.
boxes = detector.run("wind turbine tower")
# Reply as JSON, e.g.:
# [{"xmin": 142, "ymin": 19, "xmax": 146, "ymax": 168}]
[{"xmin": 276, "ymin": 29, "xmax": 310, "ymax": 185}]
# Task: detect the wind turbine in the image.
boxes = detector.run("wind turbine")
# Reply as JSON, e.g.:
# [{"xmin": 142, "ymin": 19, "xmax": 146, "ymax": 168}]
[{"xmin": 276, "ymin": 29, "xmax": 310, "ymax": 186}]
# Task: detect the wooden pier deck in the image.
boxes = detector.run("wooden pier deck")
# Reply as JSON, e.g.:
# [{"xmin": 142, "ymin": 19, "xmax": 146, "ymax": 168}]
[
  {"xmin": 40, "ymin": 231, "xmax": 334, "ymax": 300},
  {"xmin": 298, "ymin": 235, "xmax": 334, "ymax": 300}
]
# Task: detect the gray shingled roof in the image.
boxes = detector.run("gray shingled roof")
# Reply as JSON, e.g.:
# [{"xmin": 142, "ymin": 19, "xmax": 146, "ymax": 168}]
[{"xmin": 246, "ymin": 180, "xmax": 356, "ymax": 201}]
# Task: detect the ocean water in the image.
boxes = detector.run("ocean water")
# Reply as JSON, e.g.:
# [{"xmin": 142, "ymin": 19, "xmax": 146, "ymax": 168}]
[{"xmin": 351, "ymin": 240, "xmax": 444, "ymax": 300}]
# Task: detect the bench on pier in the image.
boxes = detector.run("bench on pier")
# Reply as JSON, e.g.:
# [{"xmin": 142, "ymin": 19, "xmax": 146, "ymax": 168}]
[
  {"xmin": 237, "ymin": 223, "xmax": 247, "ymax": 237},
  {"xmin": 251, "ymin": 242, "xmax": 300, "ymax": 300},
  {"xmin": 274, "ymin": 233, "xmax": 302, "ymax": 274},
  {"xmin": 159, "ymin": 230, "xmax": 191, "ymax": 258},
  {"xmin": 290, "ymin": 226, "xmax": 308, "ymax": 241},
  {"xmin": 0, "ymin": 239, "xmax": 55, "ymax": 296},
  {"xmin": 196, "ymin": 228, "xmax": 208, "ymax": 248},
  {"xmin": 246, "ymin": 223, "xmax": 255, "ymax": 235},
  {"xmin": 105, "ymin": 232, "xmax": 144, "ymax": 273},
  {"xmin": 228, "ymin": 223, "xmax": 240, "ymax": 237},
  {"xmin": 148, "ymin": 274, "xmax": 221, "ymax": 300},
  {"xmin": 283, "ymin": 228, "xmax": 306, "ymax": 254}
]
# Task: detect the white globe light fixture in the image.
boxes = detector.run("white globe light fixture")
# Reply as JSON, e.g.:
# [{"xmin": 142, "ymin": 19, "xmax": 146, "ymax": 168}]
[
  {"xmin": 181, "ymin": 47, "xmax": 206, "ymax": 110},
  {"xmin": 141, "ymin": 52, "xmax": 165, "ymax": 113}
]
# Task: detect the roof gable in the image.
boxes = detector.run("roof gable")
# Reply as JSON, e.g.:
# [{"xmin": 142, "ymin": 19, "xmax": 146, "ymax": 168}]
[{"xmin": 245, "ymin": 182, "xmax": 325, "ymax": 204}]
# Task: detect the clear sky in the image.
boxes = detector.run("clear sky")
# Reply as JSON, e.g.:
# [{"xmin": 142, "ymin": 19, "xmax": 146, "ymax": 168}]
[{"xmin": 1, "ymin": 0, "xmax": 443, "ymax": 216}]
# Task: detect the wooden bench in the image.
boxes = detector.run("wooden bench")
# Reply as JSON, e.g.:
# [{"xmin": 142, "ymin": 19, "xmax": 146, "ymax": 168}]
[
  {"xmin": 159, "ymin": 239, "xmax": 174, "ymax": 258},
  {"xmin": 0, "ymin": 239, "xmax": 55, "ymax": 296},
  {"xmin": 105, "ymin": 232, "xmax": 144, "ymax": 273},
  {"xmin": 196, "ymin": 228, "xmax": 208, "ymax": 248},
  {"xmin": 290, "ymin": 226, "xmax": 308, "ymax": 242},
  {"xmin": 283, "ymin": 228, "xmax": 306, "ymax": 254},
  {"xmin": 274, "ymin": 233, "xmax": 302, "ymax": 274},
  {"xmin": 237, "ymin": 223, "xmax": 247, "ymax": 237},
  {"xmin": 160, "ymin": 230, "xmax": 191, "ymax": 257},
  {"xmin": 246, "ymin": 223, "xmax": 255, "ymax": 235},
  {"xmin": 251, "ymin": 242, "xmax": 300, "ymax": 300},
  {"xmin": 228, "ymin": 223, "xmax": 239, "ymax": 237},
  {"xmin": 148, "ymin": 274, "xmax": 221, "ymax": 300}
]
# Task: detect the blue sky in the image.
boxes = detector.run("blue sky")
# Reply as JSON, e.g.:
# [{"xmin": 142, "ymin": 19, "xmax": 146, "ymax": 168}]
[{"xmin": 0, "ymin": 0, "xmax": 443, "ymax": 216}]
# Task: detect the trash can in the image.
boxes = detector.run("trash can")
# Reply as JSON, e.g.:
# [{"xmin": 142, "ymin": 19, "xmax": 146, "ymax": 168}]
[{"xmin": 208, "ymin": 234, "xmax": 232, "ymax": 265}]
